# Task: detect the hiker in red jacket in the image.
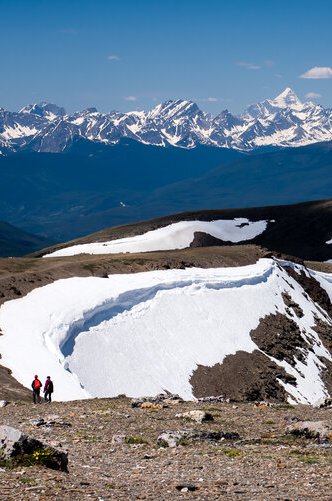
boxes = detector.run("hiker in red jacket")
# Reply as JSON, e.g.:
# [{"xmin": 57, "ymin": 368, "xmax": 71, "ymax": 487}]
[
  {"xmin": 43, "ymin": 376, "xmax": 54, "ymax": 403},
  {"xmin": 31, "ymin": 375, "xmax": 42, "ymax": 404}
]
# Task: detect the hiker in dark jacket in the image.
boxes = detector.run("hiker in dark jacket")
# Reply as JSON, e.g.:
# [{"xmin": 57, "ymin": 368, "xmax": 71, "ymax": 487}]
[
  {"xmin": 43, "ymin": 376, "xmax": 54, "ymax": 403},
  {"xmin": 31, "ymin": 375, "xmax": 42, "ymax": 404}
]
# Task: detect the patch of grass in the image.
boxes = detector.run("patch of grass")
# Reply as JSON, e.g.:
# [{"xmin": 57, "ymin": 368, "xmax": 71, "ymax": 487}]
[
  {"xmin": 82, "ymin": 435, "xmax": 97, "ymax": 443},
  {"xmin": 0, "ymin": 449, "xmax": 56, "ymax": 469},
  {"xmin": 290, "ymin": 449, "xmax": 325, "ymax": 464},
  {"xmin": 221, "ymin": 448, "xmax": 242, "ymax": 458},
  {"xmin": 263, "ymin": 420, "xmax": 275, "ymax": 425},
  {"xmin": 157, "ymin": 439, "xmax": 169, "ymax": 448},
  {"xmin": 176, "ymin": 438, "xmax": 191, "ymax": 446},
  {"xmin": 19, "ymin": 477, "xmax": 37, "ymax": 485},
  {"xmin": 124, "ymin": 436, "xmax": 149, "ymax": 445},
  {"xmin": 72, "ymin": 432, "xmax": 97, "ymax": 442},
  {"xmin": 201, "ymin": 406, "xmax": 221, "ymax": 413},
  {"xmin": 302, "ymin": 457, "xmax": 320, "ymax": 465}
]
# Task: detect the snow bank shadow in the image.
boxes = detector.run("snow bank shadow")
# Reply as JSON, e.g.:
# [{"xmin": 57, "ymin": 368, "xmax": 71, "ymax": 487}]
[{"xmin": 60, "ymin": 266, "xmax": 273, "ymax": 357}]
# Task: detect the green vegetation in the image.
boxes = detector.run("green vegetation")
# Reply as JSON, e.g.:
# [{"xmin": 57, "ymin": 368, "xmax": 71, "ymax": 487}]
[
  {"xmin": 157, "ymin": 439, "xmax": 169, "ymax": 448},
  {"xmin": 176, "ymin": 438, "xmax": 191, "ymax": 446},
  {"xmin": 221, "ymin": 448, "xmax": 242, "ymax": 458},
  {"xmin": 0, "ymin": 449, "xmax": 56, "ymax": 469},
  {"xmin": 124, "ymin": 436, "xmax": 149, "ymax": 445},
  {"xmin": 19, "ymin": 477, "xmax": 37, "ymax": 485},
  {"xmin": 290, "ymin": 449, "xmax": 329, "ymax": 465}
]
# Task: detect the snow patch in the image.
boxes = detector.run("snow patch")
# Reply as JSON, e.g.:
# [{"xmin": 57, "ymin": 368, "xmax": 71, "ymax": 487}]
[
  {"xmin": 44, "ymin": 218, "xmax": 268, "ymax": 257},
  {"xmin": 0, "ymin": 259, "xmax": 331, "ymax": 403}
]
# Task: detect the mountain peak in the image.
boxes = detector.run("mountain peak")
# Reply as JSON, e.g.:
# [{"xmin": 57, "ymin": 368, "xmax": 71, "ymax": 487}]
[
  {"xmin": 19, "ymin": 102, "xmax": 66, "ymax": 118},
  {"xmin": 148, "ymin": 99, "xmax": 200, "ymax": 120},
  {"xmin": 270, "ymin": 88, "xmax": 302, "ymax": 109}
]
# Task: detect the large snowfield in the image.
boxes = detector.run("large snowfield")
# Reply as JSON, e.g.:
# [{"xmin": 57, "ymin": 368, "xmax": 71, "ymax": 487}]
[
  {"xmin": 44, "ymin": 218, "xmax": 268, "ymax": 257},
  {"xmin": 0, "ymin": 258, "xmax": 331, "ymax": 404}
]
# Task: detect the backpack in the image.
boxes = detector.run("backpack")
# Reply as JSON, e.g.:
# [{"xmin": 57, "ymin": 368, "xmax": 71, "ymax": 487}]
[{"xmin": 33, "ymin": 379, "xmax": 41, "ymax": 390}]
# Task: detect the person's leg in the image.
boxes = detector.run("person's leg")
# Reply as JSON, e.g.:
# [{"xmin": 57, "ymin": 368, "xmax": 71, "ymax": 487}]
[
  {"xmin": 37, "ymin": 390, "xmax": 41, "ymax": 403},
  {"xmin": 33, "ymin": 390, "xmax": 36, "ymax": 404},
  {"xmin": 48, "ymin": 392, "xmax": 52, "ymax": 403}
]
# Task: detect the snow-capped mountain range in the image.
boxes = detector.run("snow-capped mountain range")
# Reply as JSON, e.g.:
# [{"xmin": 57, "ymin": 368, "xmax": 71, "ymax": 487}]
[{"xmin": 1, "ymin": 88, "xmax": 332, "ymax": 154}]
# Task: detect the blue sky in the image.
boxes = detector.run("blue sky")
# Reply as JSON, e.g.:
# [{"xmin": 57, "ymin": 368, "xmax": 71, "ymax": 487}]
[{"xmin": 1, "ymin": 0, "xmax": 331, "ymax": 114}]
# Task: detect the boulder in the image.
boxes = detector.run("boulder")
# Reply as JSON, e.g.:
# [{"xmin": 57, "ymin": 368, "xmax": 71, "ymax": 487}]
[
  {"xmin": 0, "ymin": 401, "xmax": 8, "ymax": 408},
  {"xmin": 157, "ymin": 431, "xmax": 187, "ymax": 448},
  {"xmin": 0, "ymin": 425, "xmax": 68, "ymax": 471},
  {"xmin": 286, "ymin": 421, "xmax": 332, "ymax": 441},
  {"xmin": 175, "ymin": 410, "xmax": 213, "ymax": 424}
]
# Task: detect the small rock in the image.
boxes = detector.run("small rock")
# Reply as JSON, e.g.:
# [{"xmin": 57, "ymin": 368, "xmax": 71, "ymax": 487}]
[
  {"xmin": 48, "ymin": 441, "xmax": 62, "ymax": 448},
  {"xmin": 131, "ymin": 398, "xmax": 145, "ymax": 408},
  {"xmin": 176, "ymin": 484, "xmax": 197, "ymax": 492},
  {"xmin": 0, "ymin": 400, "xmax": 8, "ymax": 408},
  {"xmin": 29, "ymin": 417, "xmax": 71, "ymax": 428},
  {"xmin": 29, "ymin": 418, "xmax": 46, "ymax": 427},
  {"xmin": 284, "ymin": 416, "xmax": 300, "ymax": 423},
  {"xmin": 111, "ymin": 434, "xmax": 126, "ymax": 444},
  {"xmin": 254, "ymin": 401, "xmax": 272, "ymax": 408},
  {"xmin": 175, "ymin": 410, "xmax": 213, "ymax": 424},
  {"xmin": 140, "ymin": 402, "xmax": 162, "ymax": 411},
  {"xmin": 163, "ymin": 399, "xmax": 182, "ymax": 406}
]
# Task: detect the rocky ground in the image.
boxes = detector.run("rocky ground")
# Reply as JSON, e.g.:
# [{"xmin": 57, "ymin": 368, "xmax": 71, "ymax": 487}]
[{"xmin": 1, "ymin": 396, "xmax": 332, "ymax": 500}]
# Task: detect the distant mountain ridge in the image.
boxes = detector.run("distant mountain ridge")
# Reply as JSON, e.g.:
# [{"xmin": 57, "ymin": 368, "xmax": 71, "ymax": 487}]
[
  {"xmin": 0, "ymin": 139, "xmax": 331, "ymax": 241},
  {"xmin": 1, "ymin": 88, "xmax": 332, "ymax": 153},
  {"xmin": 0, "ymin": 221, "xmax": 53, "ymax": 257}
]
